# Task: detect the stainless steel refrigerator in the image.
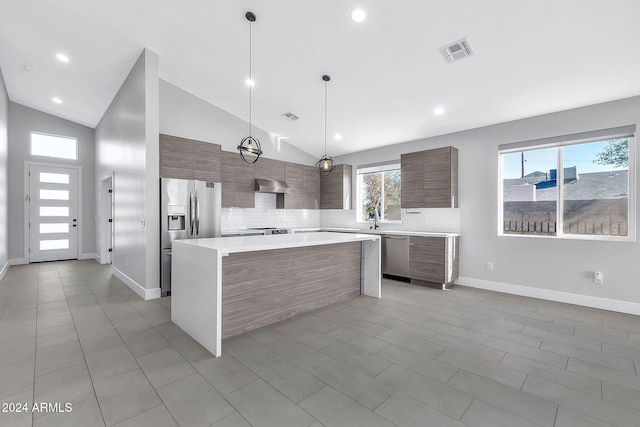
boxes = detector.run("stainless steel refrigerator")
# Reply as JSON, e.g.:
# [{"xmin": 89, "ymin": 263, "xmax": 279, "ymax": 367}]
[{"xmin": 160, "ymin": 178, "xmax": 221, "ymax": 296}]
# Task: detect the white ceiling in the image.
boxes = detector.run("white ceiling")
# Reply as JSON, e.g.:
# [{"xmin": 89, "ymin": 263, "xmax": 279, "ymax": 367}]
[{"xmin": 2, "ymin": 0, "xmax": 640, "ymax": 158}]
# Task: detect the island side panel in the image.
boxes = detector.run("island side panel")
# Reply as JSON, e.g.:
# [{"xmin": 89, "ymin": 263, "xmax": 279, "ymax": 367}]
[
  {"xmin": 171, "ymin": 241, "xmax": 222, "ymax": 356},
  {"xmin": 221, "ymin": 241, "xmax": 362, "ymax": 338},
  {"xmin": 361, "ymin": 238, "xmax": 382, "ymax": 298}
]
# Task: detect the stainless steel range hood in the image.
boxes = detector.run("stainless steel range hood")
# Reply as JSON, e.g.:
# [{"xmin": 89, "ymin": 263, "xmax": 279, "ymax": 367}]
[{"xmin": 255, "ymin": 178, "xmax": 290, "ymax": 194}]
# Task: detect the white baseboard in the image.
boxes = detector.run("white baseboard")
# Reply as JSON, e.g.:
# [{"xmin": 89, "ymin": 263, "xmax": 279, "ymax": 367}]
[
  {"xmin": 79, "ymin": 253, "xmax": 96, "ymax": 260},
  {"xmin": 112, "ymin": 267, "xmax": 161, "ymax": 301},
  {"xmin": 9, "ymin": 258, "xmax": 27, "ymax": 266},
  {"xmin": 456, "ymin": 276, "xmax": 640, "ymax": 316}
]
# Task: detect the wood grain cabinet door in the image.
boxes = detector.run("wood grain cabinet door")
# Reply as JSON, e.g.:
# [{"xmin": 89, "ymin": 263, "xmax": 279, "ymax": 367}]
[
  {"xmin": 284, "ymin": 162, "xmax": 304, "ymax": 209},
  {"xmin": 254, "ymin": 158, "xmax": 271, "ymax": 180},
  {"xmin": 193, "ymin": 141, "xmax": 221, "ymax": 182},
  {"xmin": 221, "ymin": 151, "xmax": 235, "ymax": 208},
  {"xmin": 424, "ymin": 146, "xmax": 457, "ymax": 208},
  {"xmin": 270, "ymin": 160, "xmax": 286, "ymax": 181},
  {"xmin": 304, "ymin": 166, "xmax": 320, "ymax": 209},
  {"xmin": 320, "ymin": 164, "xmax": 352, "ymax": 209},
  {"xmin": 160, "ymin": 135, "xmax": 194, "ymax": 179},
  {"xmin": 400, "ymin": 151, "xmax": 424, "ymax": 208},
  {"xmin": 408, "ymin": 236, "xmax": 446, "ymax": 283},
  {"xmin": 234, "ymin": 154, "xmax": 255, "ymax": 208}
]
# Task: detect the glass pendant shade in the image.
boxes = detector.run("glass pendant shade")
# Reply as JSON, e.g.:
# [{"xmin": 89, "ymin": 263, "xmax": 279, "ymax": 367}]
[
  {"xmin": 316, "ymin": 154, "xmax": 336, "ymax": 175},
  {"xmin": 237, "ymin": 135, "xmax": 263, "ymax": 164}
]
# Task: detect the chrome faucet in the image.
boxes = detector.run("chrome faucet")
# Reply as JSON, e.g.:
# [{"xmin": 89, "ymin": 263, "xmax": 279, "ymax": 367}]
[{"xmin": 370, "ymin": 206, "xmax": 380, "ymax": 230}]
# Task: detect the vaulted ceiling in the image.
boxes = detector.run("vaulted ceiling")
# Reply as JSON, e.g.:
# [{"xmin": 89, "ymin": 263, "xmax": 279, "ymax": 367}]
[{"xmin": 1, "ymin": 0, "xmax": 639, "ymax": 157}]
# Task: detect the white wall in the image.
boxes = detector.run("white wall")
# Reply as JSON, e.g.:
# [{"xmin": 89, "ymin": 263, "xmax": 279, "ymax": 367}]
[
  {"xmin": 159, "ymin": 79, "xmax": 317, "ymax": 165},
  {"xmin": 7, "ymin": 102, "xmax": 95, "ymax": 263},
  {"xmin": 0, "ymin": 69, "xmax": 8, "ymax": 276},
  {"xmin": 334, "ymin": 95, "xmax": 640, "ymax": 313},
  {"xmin": 95, "ymin": 49, "xmax": 160, "ymax": 300}
]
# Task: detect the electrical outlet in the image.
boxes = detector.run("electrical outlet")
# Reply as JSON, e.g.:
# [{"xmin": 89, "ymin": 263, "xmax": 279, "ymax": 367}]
[
  {"xmin": 125, "ymin": 257, "xmax": 128, "ymax": 266},
  {"xmin": 140, "ymin": 218, "xmax": 146, "ymax": 228},
  {"xmin": 594, "ymin": 271, "xmax": 603, "ymax": 284},
  {"xmin": 486, "ymin": 262, "xmax": 494, "ymax": 271}
]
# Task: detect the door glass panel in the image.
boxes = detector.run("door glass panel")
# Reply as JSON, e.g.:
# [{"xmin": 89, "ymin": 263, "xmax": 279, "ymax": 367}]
[
  {"xmin": 40, "ymin": 189, "xmax": 69, "ymax": 200},
  {"xmin": 40, "ymin": 223, "xmax": 69, "ymax": 234},
  {"xmin": 40, "ymin": 239, "xmax": 69, "ymax": 250},
  {"xmin": 40, "ymin": 172, "xmax": 69, "ymax": 184},
  {"xmin": 40, "ymin": 206, "xmax": 69, "ymax": 217}
]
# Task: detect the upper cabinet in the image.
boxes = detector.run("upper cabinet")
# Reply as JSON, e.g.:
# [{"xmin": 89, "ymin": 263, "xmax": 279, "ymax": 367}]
[
  {"xmin": 401, "ymin": 146, "xmax": 458, "ymax": 208},
  {"xmin": 160, "ymin": 134, "xmax": 194, "ymax": 179},
  {"xmin": 193, "ymin": 141, "xmax": 221, "ymax": 182},
  {"xmin": 303, "ymin": 166, "xmax": 320, "ymax": 209},
  {"xmin": 160, "ymin": 134, "xmax": 221, "ymax": 182},
  {"xmin": 234, "ymin": 154, "xmax": 255, "ymax": 208},
  {"xmin": 320, "ymin": 164, "xmax": 352, "ymax": 209},
  {"xmin": 221, "ymin": 151, "xmax": 235, "ymax": 208},
  {"xmin": 283, "ymin": 162, "xmax": 304, "ymax": 209}
]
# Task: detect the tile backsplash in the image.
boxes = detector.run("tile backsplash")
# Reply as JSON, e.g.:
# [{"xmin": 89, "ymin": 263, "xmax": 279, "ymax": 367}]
[
  {"xmin": 320, "ymin": 208, "xmax": 460, "ymax": 233},
  {"xmin": 223, "ymin": 193, "xmax": 460, "ymax": 232},
  {"xmin": 222, "ymin": 193, "xmax": 320, "ymax": 230}
]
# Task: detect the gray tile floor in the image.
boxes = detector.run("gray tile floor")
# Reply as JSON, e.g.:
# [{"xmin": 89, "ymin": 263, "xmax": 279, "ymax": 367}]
[{"xmin": 1, "ymin": 260, "xmax": 640, "ymax": 426}]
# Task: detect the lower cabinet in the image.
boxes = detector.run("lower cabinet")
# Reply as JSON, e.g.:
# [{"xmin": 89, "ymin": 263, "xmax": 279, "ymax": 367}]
[{"xmin": 408, "ymin": 236, "xmax": 459, "ymax": 287}]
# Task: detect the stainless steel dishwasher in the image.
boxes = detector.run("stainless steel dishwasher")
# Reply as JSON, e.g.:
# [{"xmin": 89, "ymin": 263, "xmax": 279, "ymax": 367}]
[{"xmin": 382, "ymin": 235, "xmax": 409, "ymax": 277}]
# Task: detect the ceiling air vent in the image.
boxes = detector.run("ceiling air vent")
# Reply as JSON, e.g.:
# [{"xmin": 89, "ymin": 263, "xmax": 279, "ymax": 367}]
[
  {"xmin": 440, "ymin": 38, "xmax": 474, "ymax": 63},
  {"xmin": 281, "ymin": 112, "xmax": 300, "ymax": 122}
]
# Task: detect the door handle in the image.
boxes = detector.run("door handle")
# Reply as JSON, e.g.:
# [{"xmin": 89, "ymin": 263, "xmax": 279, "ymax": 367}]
[
  {"xmin": 195, "ymin": 190, "xmax": 200, "ymax": 236},
  {"xmin": 189, "ymin": 192, "xmax": 195, "ymax": 236}
]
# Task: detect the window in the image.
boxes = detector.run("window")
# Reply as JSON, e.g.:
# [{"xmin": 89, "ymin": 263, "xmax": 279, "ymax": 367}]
[
  {"xmin": 31, "ymin": 132, "xmax": 77, "ymax": 160},
  {"xmin": 499, "ymin": 126, "xmax": 635, "ymax": 240},
  {"xmin": 357, "ymin": 163, "xmax": 401, "ymax": 222}
]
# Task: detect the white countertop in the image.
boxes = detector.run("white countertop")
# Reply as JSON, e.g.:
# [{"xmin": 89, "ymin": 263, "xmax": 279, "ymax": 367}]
[
  {"xmin": 293, "ymin": 227, "xmax": 459, "ymax": 238},
  {"xmin": 178, "ymin": 231, "xmax": 379, "ymax": 255}
]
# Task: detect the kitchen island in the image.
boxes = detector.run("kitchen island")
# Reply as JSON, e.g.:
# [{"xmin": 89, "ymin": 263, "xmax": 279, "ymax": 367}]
[{"xmin": 171, "ymin": 232, "xmax": 381, "ymax": 356}]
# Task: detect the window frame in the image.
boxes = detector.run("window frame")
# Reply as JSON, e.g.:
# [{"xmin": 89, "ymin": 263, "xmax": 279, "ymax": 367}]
[
  {"xmin": 30, "ymin": 131, "xmax": 78, "ymax": 160},
  {"xmin": 356, "ymin": 161, "xmax": 402, "ymax": 224},
  {"xmin": 498, "ymin": 127, "xmax": 636, "ymax": 242}
]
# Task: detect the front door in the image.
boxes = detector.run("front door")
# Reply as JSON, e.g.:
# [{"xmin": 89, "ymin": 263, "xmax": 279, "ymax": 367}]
[{"xmin": 28, "ymin": 165, "xmax": 79, "ymax": 262}]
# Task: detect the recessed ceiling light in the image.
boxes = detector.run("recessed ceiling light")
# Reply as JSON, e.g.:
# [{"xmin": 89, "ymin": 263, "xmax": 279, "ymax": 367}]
[
  {"xmin": 434, "ymin": 107, "xmax": 445, "ymax": 115},
  {"xmin": 351, "ymin": 9, "xmax": 366, "ymax": 23},
  {"xmin": 56, "ymin": 53, "xmax": 70, "ymax": 63},
  {"xmin": 334, "ymin": 133, "xmax": 342, "ymax": 140},
  {"xmin": 51, "ymin": 97, "xmax": 63, "ymax": 104},
  {"xmin": 245, "ymin": 79, "xmax": 255, "ymax": 87}
]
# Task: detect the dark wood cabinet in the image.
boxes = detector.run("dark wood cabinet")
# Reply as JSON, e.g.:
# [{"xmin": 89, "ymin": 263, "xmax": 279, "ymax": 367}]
[
  {"xmin": 320, "ymin": 164, "xmax": 352, "ymax": 209},
  {"xmin": 408, "ymin": 236, "xmax": 459, "ymax": 287},
  {"xmin": 160, "ymin": 134, "xmax": 221, "ymax": 182},
  {"xmin": 401, "ymin": 146, "xmax": 458, "ymax": 208},
  {"xmin": 303, "ymin": 166, "xmax": 320, "ymax": 209}
]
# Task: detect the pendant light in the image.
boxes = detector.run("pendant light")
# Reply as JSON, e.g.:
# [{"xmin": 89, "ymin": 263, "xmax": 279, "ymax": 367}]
[
  {"xmin": 316, "ymin": 74, "xmax": 336, "ymax": 175},
  {"xmin": 237, "ymin": 11, "xmax": 263, "ymax": 164}
]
